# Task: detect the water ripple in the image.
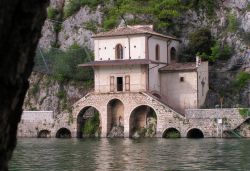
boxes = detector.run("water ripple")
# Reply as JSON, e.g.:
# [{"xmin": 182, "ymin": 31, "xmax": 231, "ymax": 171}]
[{"xmin": 10, "ymin": 138, "xmax": 250, "ymax": 171}]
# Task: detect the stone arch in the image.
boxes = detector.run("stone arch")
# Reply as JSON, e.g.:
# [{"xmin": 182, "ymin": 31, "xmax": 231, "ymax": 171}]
[
  {"xmin": 107, "ymin": 99, "xmax": 124, "ymax": 137},
  {"xmin": 37, "ymin": 129, "xmax": 51, "ymax": 138},
  {"xmin": 115, "ymin": 44, "xmax": 123, "ymax": 59},
  {"xmin": 162, "ymin": 128, "xmax": 181, "ymax": 138},
  {"xmin": 77, "ymin": 106, "xmax": 101, "ymax": 138},
  {"xmin": 56, "ymin": 128, "xmax": 71, "ymax": 138},
  {"xmin": 129, "ymin": 105, "xmax": 157, "ymax": 138},
  {"xmin": 170, "ymin": 47, "xmax": 177, "ymax": 62},
  {"xmin": 187, "ymin": 128, "xmax": 204, "ymax": 138}
]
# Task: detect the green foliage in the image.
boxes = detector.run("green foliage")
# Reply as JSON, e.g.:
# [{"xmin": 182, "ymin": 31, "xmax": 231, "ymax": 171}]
[
  {"xmin": 83, "ymin": 111, "xmax": 100, "ymax": 136},
  {"xmin": 102, "ymin": 0, "xmax": 185, "ymax": 32},
  {"xmin": 103, "ymin": 16, "xmax": 118, "ymax": 30},
  {"xmin": 234, "ymin": 72, "xmax": 250, "ymax": 89},
  {"xmin": 53, "ymin": 23, "xmax": 62, "ymax": 33},
  {"xmin": 64, "ymin": 0, "xmax": 100, "ymax": 18},
  {"xmin": 198, "ymin": 42, "xmax": 233, "ymax": 62},
  {"xmin": 186, "ymin": 0, "xmax": 217, "ymax": 18},
  {"xmin": 46, "ymin": 46, "xmax": 93, "ymax": 82},
  {"xmin": 47, "ymin": 7, "xmax": 60, "ymax": 20},
  {"xmin": 164, "ymin": 131, "xmax": 181, "ymax": 138},
  {"xmin": 56, "ymin": 90, "xmax": 66, "ymax": 100},
  {"xmin": 84, "ymin": 20, "xmax": 98, "ymax": 33},
  {"xmin": 137, "ymin": 127, "xmax": 147, "ymax": 137},
  {"xmin": 239, "ymin": 108, "xmax": 250, "ymax": 118},
  {"xmin": 189, "ymin": 28, "xmax": 213, "ymax": 56},
  {"xmin": 247, "ymin": 4, "xmax": 250, "ymax": 12},
  {"xmin": 31, "ymin": 84, "xmax": 39, "ymax": 96},
  {"xmin": 79, "ymin": 0, "xmax": 100, "ymax": 9},
  {"xmin": 64, "ymin": 0, "xmax": 81, "ymax": 18},
  {"xmin": 227, "ymin": 13, "xmax": 238, "ymax": 32}
]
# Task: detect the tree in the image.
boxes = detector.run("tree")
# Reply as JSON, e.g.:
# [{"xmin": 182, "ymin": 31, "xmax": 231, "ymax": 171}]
[{"xmin": 103, "ymin": 0, "xmax": 185, "ymax": 32}]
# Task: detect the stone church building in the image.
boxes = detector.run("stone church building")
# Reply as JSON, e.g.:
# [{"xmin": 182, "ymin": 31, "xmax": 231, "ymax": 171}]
[
  {"xmin": 19, "ymin": 25, "xmax": 249, "ymax": 139},
  {"xmin": 76, "ymin": 25, "xmax": 209, "ymax": 137}
]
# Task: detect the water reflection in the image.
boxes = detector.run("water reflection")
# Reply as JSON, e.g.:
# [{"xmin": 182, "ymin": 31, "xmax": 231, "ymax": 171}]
[{"xmin": 10, "ymin": 138, "xmax": 250, "ymax": 171}]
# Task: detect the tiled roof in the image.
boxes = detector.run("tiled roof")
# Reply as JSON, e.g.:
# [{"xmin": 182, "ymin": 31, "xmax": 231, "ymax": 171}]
[
  {"xmin": 159, "ymin": 62, "xmax": 197, "ymax": 72},
  {"xmin": 78, "ymin": 59, "xmax": 166, "ymax": 67},
  {"xmin": 92, "ymin": 25, "xmax": 179, "ymax": 40}
]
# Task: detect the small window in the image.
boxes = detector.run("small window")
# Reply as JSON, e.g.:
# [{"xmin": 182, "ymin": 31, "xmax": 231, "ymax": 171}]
[
  {"xmin": 180, "ymin": 77, "xmax": 184, "ymax": 82},
  {"xmin": 115, "ymin": 44, "xmax": 123, "ymax": 59},
  {"xmin": 155, "ymin": 44, "xmax": 160, "ymax": 60},
  {"xmin": 170, "ymin": 47, "xmax": 176, "ymax": 62}
]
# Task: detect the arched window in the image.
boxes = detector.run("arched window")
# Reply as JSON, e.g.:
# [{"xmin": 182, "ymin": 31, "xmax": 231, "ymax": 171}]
[
  {"xmin": 155, "ymin": 44, "xmax": 160, "ymax": 60},
  {"xmin": 170, "ymin": 47, "xmax": 176, "ymax": 62},
  {"xmin": 115, "ymin": 44, "xmax": 123, "ymax": 59}
]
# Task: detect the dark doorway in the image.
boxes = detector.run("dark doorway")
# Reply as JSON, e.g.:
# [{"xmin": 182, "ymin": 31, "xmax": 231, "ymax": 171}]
[
  {"xmin": 56, "ymin": 128, "xmax": 71, "ymax": 138},
  {"xmin": 117, "ymin": 77, "xmax": 123, "ymax": 91},
  {"xmin": 37, "ymin": 130, "xmax": 51, "ymax": 138},
  {"xmin": 162, "ymin": 128, "xmax": 181, "ymax": 138},
  {"xmin": 187, "ymin": 128, "xmax": 204, "ymax": 138}
]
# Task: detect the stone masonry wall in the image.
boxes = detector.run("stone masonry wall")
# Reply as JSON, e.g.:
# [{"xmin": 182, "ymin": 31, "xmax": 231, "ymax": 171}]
[
  {"xmin": 185, "ymin": 108, "xmax": 248, "ymax": 137},
  {"xmin": 17, "ymin": 96, "xmax": 249, "ymax": 138}
]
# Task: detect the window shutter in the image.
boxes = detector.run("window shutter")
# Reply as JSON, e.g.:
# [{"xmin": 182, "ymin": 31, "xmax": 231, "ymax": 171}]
[
  {"xmin": 110, "ymin": 76, "xmax": 114, "ymax": 92},
  {"xmin": 125, "ymin": 75, "xmax": 130, "ymax": 91}
]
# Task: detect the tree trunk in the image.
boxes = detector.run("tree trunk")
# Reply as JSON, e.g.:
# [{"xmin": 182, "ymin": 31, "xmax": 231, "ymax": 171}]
[{"xmin": 0, "ymin": 0, "xmax": 48, "ymax": 170}]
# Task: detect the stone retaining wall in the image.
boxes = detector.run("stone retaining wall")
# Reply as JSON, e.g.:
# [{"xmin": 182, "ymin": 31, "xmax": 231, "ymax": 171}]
[{"xmin": 17, "ymin": 96, "xmax": 249, "ymax": 138}]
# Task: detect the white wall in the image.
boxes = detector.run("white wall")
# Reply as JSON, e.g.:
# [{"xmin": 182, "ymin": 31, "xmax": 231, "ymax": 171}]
[
  {"xmin": 147, "ymin": 37, "xmax": 169, "ymax": 92},
  {"xmin": 94, "ymin": 36, "xmax": 146, "ymax": 60},
  {"xmin": 197, "ymin": 61, "xmax": 209, "ymax": 107},
  {"xmin": 148, "ymin": 37, "xmax": 168, "ymax": 63},
  {"xmin": 95, "ymin": 65, "xmax": 147, "ymax": 93},
  {"xmin": 21, "ymin": 111, "xmax": 54, "ymax": 123},
  {"xmin": 160, "ymin": 71, "xmax": 198, "ymax": 113}
]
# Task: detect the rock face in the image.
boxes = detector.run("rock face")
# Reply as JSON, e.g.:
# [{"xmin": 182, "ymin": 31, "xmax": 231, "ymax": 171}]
[
  {"xmin": 58, "ymin": 6, "xmax": 102, "ymax": 50},
  {"xmin": 39, "ymin": 0, "xmax": 102, "ymax": 50},
  {"xmin": 0, "ymin": 0, "xmax": 48, "ymax": 170},
  {"xmin": 23, "ymin": 72, "xmax": 90, "ymax": 115}
]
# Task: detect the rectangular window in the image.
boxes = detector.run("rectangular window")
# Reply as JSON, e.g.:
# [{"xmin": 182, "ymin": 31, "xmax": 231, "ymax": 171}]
[
  {"xmin": 110, "ymin": 76, "xmax": 114, "ymax": 92},
  {"xmin": 125, "ymin": 75, "xmax": 130, "ymax": 91},
  {"xmin": 180, "ymin": 77, "xmax": 184, "ymax": 82}
]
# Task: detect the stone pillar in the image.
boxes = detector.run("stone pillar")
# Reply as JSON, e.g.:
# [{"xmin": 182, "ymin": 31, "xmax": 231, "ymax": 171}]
[
  {"xmin": 100, "ymin": 107, "xmax": 108, "ymax": 137},
  {"xmin": 124, "ymin": 108, "xmax": 130, "ymax": 138}
]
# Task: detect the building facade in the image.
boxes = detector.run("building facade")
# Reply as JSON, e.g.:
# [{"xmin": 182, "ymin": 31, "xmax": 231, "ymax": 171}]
[{"xmin": 80, "ymin": 25, "xmax": 208, "ymax": 113}]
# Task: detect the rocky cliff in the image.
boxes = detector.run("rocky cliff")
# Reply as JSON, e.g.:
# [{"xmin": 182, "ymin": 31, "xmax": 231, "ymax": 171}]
[
  {"xmin": 24, "ymin": 72, "xmax": 91, "ymax": 115},
  {"xmin": 25, "ymin": 0, "xmax": 250, "ymax": 115}
]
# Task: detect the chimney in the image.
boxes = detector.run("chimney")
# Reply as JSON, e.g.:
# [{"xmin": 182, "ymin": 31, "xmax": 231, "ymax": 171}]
[{"xmin": 196, "ymin": 56, "xmax": 201, "ymax": 67}]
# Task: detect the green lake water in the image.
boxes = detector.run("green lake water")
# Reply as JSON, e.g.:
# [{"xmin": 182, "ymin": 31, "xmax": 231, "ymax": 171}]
[{"xmin": 10, "ymin": 138, "xmax": 250, "ymax": 171}]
